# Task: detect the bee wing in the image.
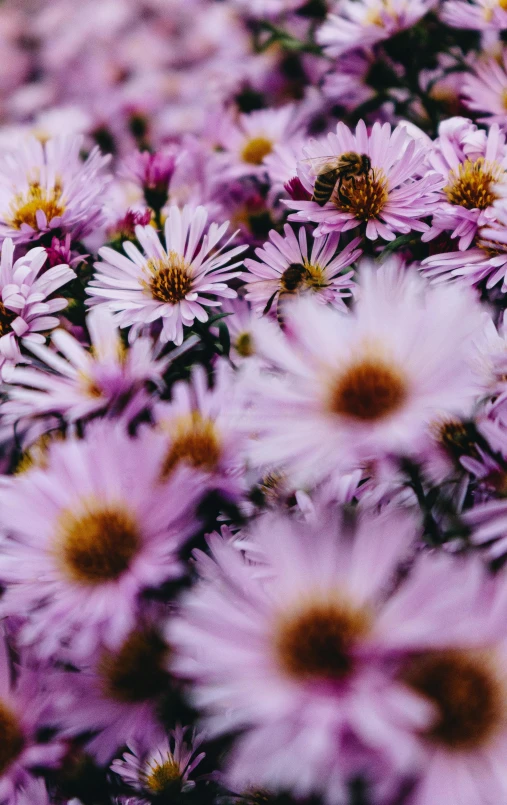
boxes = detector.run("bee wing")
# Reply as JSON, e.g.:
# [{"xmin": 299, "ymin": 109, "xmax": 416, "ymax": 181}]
[{"xmin": 300, "ymin": 155, "xmax": 338, "ymax": 173}]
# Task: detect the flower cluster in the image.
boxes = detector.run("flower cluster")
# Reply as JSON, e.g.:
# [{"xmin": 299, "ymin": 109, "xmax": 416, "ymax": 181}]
[{"xmin": 2, "ymin": 1, "xmax": 507, "ymax": 805}]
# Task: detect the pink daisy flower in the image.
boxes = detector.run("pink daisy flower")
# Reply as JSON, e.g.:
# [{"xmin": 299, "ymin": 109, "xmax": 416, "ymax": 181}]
[
  {"xmin": 0, "ymin": 135, "xmax": 110, "ymax": 244},
  {"xmin": 2, "ymin": 306, "xmax": 168, "ymax": 427},
  {"xmin": 441, "ymin": 0, "xmax": 507, "ymax": 30},
  {"xmin": 423, "ymin": 120, "xmax": 507, "ymax": 250},
  {"xmin": 88, "ymin": 204, "xmax": 246, "ymax": 347},
  {"xmin": 111, "ymin": 727, "xmax": 205, "ymax": 803},
  {"xmin": 0, "ymin": 237, "xmax": 75, "ymax": 379},
  {"xmin": 289, "ymin": 120, "xmax": 441, "ymax": 242},
  {"xmin": 216, "ymin": 107, "xmax": 300, "ymax": 180},
  {"xmin": 0, "ymin": 634, "xmax": 63, "ymax": 803},
  {"xmin": 169, "ymin": 508, "xmax": 489, "ymax": 802},
  {"xmin": 212, "ymin": 297, "xmax": 260, "ymax": 364},
  {"xmin": 241, "ymin": 259, "xmax": 483, "ymax": 485},
  {"xmin": 53, "ymin": 609, "xmax": 174, "ymax": 765},
  {"xmin": 317, "ymin": 0, "xmax": 437, "ymax": 58},
  {"xmin": 154, "ymin": 359, "xmax": 248, "ymax": 501},
  {"xmin": 463, "ymin": 54, "xmax": 507, "ymax": 127},
  {"xmin": 242, "ymin": 224, "xmax": 360, "ymax": 317},
  {"xmin": 0, "ymin": 423, "xmax": 203, "ymax": 659}
]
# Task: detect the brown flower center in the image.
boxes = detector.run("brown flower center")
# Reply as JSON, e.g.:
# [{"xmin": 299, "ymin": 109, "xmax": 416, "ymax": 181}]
[
  {"xmin": 241, "ymin": 136, "xmax": 273, "ymax": 165},
  {"xmin": 100, "ymin": 628, "xmax": 170, "ymax": 703},
  {"xmin": 146, "ymin": 253, "xmax": 192, "ymax": 304},
  {"xmin": 444, "ymin": 158, "xmax": 503, "ymax": 210},
  {"xmin": 329, "ymin": 355, "xmax": 407, "ymax": 422},
  {"xmin": 145, "ymin": 757, "xmax": 182, "ymax": 795},
  {"xmin": 275, "ymin": 599, "xmax": 371, "ymax": 682},
  {"xmin": 0, "ymin": 701, "xmax": 24, "ymax": 774},
  {"xmin": 161, "ymin": 412, "xmax": 221, "ymax": 478},
  {"xmin": 333, "ymin": 171, "xmax": 388, "ymax": 221},
  {"xmin": 0, "ymin": 301, "xmax": 17, "ymax": 337},
  {"xmin": 402, "ymin": 650, "xmax": 505, "ymax": 750},
  {"xmin": 8, "ymin": 181, "xmax": 65, "ymax": 230},
  {"xmin": 55, "ymin": 503, "xmax": 140, "ymax": 585}
]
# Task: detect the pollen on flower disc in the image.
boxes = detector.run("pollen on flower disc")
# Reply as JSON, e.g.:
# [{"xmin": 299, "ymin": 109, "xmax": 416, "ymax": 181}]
[
  {"xmin": 147, "ymin": 253, "xmax": 192, "ymax": 304},
  {"xmin": 334, "ymin": 171, "xmax": 388, "ymax": 221},
  {"xmin": 329, "ymin": 355, "xmax": 407, "ymax": 422},
  {"xmin": 100, "ymin": 628, "xmax": 170, "ymax": 703},
  {"xmin": 241, "ymin": 136, "xmax": 273, "ymax": 165},
  {"xmin": 56, "ymin": 503, "xmax": 140, "ymax": 585},
  {"xmin": 402, "ymin": 650, "xmax": 505, "ymax": 750},
  {"xmin": 0, "ymin": 701, "xmax": 24, "ymax": 774},
  {"xmin": 161, "ymin": 413, "xmax": 221, "ymax": 478},
  {"xmin": 145, "ymin": 756, "xmax": 182, "ymax": 795},
  {"xmin": 8, "ymin": 182, "xmax": 65, "ymax": 230},
  {"xmin": 275, "ymin": 599, "xmax": 371, "ymax": 682},
  {"xmin": 444, "ymin": 159, "xmax": 502, "ymax": 211}
]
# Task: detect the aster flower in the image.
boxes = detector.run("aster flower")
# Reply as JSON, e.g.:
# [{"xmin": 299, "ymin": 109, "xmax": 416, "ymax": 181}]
[
  {"xmin": 0, "ymin": 423, "xmax": 203, "ymax": 658},
  {"xmin": 0, "ymin": 135, "xmax": 110, "ymax": 244},
  {"xmin": 242, "ymin": 224, "xmax": 360, "ymax": 317},
  {"xmin": 214, "ymin": 297, "xmax": 259, "ymax": 364},
  {"xmin": 423, "ymin": 120, "xmax": 507, "ymax": 250},
  {"xmin": 441, "ymin": 0, "xmax": 507, "ymax": 30},
  {"xmin": 217, "ymin": 107, "xmax": 299, "ymax": 180},
  {"xmin": 0, "ymin": 237, "xmax": 76, "ymax": 379},
  {"xmin": 242, "ymin": 259, "xmax": 483, "ymax": 485},
  {"xmin": 317, "ymin": 0, "xmax": 437, "ymax": 58},
  {"xmin": 2, "ymin": 306, "xmax": 168, "ymax": 427},
  {"xmin": 111, "ymin": 727, "xmax": 205, "ymax": 803},
  {"xmin": 169, "ymin": 508, "xmax": 490, "ymax": 802},
  {"xmin": 289, "ymin": 120, "xmax": 441, "ymax": 241},
  {"xmin": 0, "ymin": 633, "xmax": 63, "ymax": 802},
  {"xmin": 88, "ymin": 204, "xmax": 246, "ymax": 347},
  {"xmin": 462, "ymin": 54, "xmax": 507, "ymax": 127},
  {"xmin": 154, "ymin": 359, "xmax": 248, "ymax": 500},
  {"xmin": 54, "ymin": 613, "xmax": 173, "ymax": 764}
]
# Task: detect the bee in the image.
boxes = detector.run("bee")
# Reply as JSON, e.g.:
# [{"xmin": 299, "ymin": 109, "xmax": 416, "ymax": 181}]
[
  {"xmin": 263, "ymin": 262, "xmax": 315, "ymax": 326},
  {"xmin": 304, "ymin": 152, "xmax": 372, "ymax": 207}
]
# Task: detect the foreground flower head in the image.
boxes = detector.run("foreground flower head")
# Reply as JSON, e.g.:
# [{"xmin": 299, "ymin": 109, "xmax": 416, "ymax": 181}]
[
  {"xmin": 243, "ymin": 259, "xmax": 483, "ymax": 485},
  {"xmin": 441, "ymin": 0, "xmax": 507, "ymax": 30},
  {"xmin": 242, "ymin": 224, "xmax": 360, "ymax": 317},
  {"xmin": 88, "ymin": 204, "xmax": 246, "ymax": 346},
  {"xmin": 0, "ymin": 135, "xmax": 110, "ymax": 244},
  {"xmin": 0, "ymin": 238, "xmax": 76, "ymax": 378},
  {"xmin": 290, "ymin": 121, "xmax": 441, "ymax": 241},
  {"xmin": 170, "ymin": 508, "xmax": 492, "ymax": 801},
  {"xmin": 0, "ymin": 423, "xmax": 202, "ymax": 658}
]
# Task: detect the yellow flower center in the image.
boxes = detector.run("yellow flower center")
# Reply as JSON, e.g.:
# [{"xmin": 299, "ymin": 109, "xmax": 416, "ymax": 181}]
[
  {"xmin": 280, "ymin": 261, "xmax": 328, "ymax": 295},
  {"xmin": 402, "ymin": 650, "xmax": 505, "ymax": 750},
  {"xmin": 145, "ymin": 757, "xmax": 182, "ymax": 795},
  {"xmin": 8, "ymin": 181, "xmax": 65, "ymax": 230},
  {"xmin": 275, "ymin": 598, "xmax": 372, "ymax": 682},
  {"xmin": 55, "ymin": 503, "xmax": 140, "ymax": 585},
  {"xmin": 0, "ymin": 301, "xmax": 16, "ymax": 337},
  {"xmin": 241, "ymin": 136, "xmax": 273, "ymax": 165},
  {"xmin": 99, "ymin": 628, "xmax": 170, "ymax": 703},
  {"xmin": 444, "ymin": 158, "xmax": 503, "ymax": 210},
  {"xmin": 333, "ymin": 170, "xmax": 389, "ymax": 221},
  {"xmin": 145, "ymin": 252, "xmax": 192, "ymax": 304},
  {"xmin": 161, "ymin": 412, "xmax": 222, "ymax": 478},
  {"xmin": 328, "ymin": 354, "xmax": 408, "ymax": 422},
  {"xmin": 0, "ymin": 701, "xmax": 24, "ymax": 775}
]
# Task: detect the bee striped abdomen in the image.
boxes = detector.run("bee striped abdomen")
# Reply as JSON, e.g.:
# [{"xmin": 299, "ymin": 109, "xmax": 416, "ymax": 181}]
[{"xmin": 312, "ymin": 169, "xmax": 339, "ymax": 207}]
